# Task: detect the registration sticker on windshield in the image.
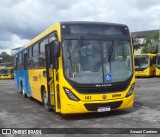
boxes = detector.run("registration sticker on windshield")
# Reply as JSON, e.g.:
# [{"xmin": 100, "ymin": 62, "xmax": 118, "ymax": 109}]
[{"xmin": 98, "ymin": 106, "xmax": 111, "ymax": 112}]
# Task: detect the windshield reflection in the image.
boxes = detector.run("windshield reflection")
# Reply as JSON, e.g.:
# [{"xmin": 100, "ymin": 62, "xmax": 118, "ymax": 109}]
[
  {"xmin": 156, "ymin": 56, "xmax": 160, "ymax": 67},
  {"xmin": 63, "ymin": 39, "xmax": 132, "ymax": 84},
  {"xmin": 1, "ymin": 69, "xmax": 10, "ymax": 75},
  {"xmin": 134, "ymin": 56, "xmax": 149, "ymax": 69}
]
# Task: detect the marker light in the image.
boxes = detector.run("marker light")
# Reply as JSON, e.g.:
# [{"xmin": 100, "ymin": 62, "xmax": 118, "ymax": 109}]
[
  {"xmin": 63, "ymin": 87, "xmax": 80, "ymax": 101},
  {"xmin": 126, "ymin": 83, "xmax": 135, "ymax": 97}
]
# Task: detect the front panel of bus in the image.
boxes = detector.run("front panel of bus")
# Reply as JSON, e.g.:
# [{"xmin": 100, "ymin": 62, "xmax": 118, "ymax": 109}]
[
  {"xmin": 156, "ymin": 54, "xmax": 160, "ymax": 76},
  {"xmin": 134, "ymin": 55, "xmax": 155, "ymax": 77},
  {"xmin": 57, "ymin": 23, "xmax": 135, "ymax": 114},
  {"xmin": 134, "ymin": 55, "xmax": 150, "ymax": 77},
  {"xmin": 0, "ymin": 69, "xmax": 2, "ymax": 79},
  {"xmin": 0, "ymin": 68, "xmax": 14, "ymax": 79}
]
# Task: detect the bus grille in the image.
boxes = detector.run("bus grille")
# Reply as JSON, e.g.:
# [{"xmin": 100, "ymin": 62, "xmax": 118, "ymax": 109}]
[
  {"xmin": 74, "ymin": 85, "xmax": 128, "ymax": 94},
  {"xmin": 84, "ymin": 101, "xmax": 123, "ymax": 111},
  {"xmin": 135, "ymin": 68, "xmax": 147, "ymax": 71}
]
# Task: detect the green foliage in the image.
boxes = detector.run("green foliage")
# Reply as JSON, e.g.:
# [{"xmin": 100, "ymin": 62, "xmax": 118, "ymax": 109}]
[
  {"xmin": 0, "ymin": 52, "xmax": 13, "ymax": 66},
  {"xmin": 141, "ymin": 45, "xmax": 158, "ymax": 54},
  {"xmin": 141, "ymin": 32, "xmax": 159, "ymax": 54},
  {"xmin": 133, "ymin": 38, "xmax": 142, "ymax": 50}
]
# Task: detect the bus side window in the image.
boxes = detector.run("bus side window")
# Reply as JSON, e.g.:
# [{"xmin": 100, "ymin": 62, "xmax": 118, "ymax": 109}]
[
  {"xmin": 15, "ymin": 57, "xmax": 18, "ymax": 70},
  {"xmin": 24, "ymin": 53, "xmax": 28, "ymax": 70}
]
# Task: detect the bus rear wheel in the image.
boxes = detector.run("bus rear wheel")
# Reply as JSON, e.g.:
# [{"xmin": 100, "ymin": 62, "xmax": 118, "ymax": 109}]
[
  {"xmin": 22, "ymin": 86, "xmax": 27, "ymax": 98},
  {"xmin": 42, "ymin": 89, "xmax": 51, "ymax": 111}
]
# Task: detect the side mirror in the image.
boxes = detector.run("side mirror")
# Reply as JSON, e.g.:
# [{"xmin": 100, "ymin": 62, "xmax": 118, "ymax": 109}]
[{"xmin": 54, "ymin": 41, "xmax": 60, "ymax": 57}]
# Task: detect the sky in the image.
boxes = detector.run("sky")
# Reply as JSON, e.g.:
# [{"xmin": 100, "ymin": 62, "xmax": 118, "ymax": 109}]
[{"xmin": 0, "ymin": 0, "xmax": 160, "ymax": 55}]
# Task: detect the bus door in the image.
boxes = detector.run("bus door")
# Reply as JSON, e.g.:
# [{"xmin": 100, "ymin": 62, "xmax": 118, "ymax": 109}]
[
  {"xmin": 150, "ymin": 56, "xmax": 156, "ymax": 76},
  {"xmin": 45, "ymin": 40, "xmax": 60, "ymax": 111},
  {"xmin": 14, "ymin": 56, "xmax": 19, "ymax": 90},
  {"xmin": 23, "ymin": 53, "xmax": 30, "ymax": 95}
]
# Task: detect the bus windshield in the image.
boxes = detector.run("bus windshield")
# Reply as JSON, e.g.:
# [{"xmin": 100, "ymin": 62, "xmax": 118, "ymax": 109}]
[
  {"xmin": 134, "ymin": 56, "xmax": 149, "ymax": 69},
  {"xmin": 63, "ymin": 39, "xmax": 132, "ymax": 84},
  {"xmin": 2, "ymin": 69, "xmax": 10, "ymax": 75},
  {"xmin": 156, "ymin": 55, "xmax": 160, "ymax": 67}
]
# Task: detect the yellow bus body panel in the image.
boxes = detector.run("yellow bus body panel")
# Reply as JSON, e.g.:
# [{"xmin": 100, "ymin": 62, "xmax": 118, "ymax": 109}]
[
  {"xmin": 25, "ymin": 23, "xmax": 61, "ymax": 102},
  {"xmin": 28, "ymin": 69, "xmax": 47, "ymax": 102},
  {"xmin": 0, "ymin": 74, "xmax": 14, "ymax": 79},
  {"xmin": 56, "ymin": 69, "xmax": 135, "ymax": 114},
  {"xmin": 155, "ymin": 53, "xmax": 160, "ymax": 76},
  {"xmin": 60, "ymin": 94, "xmax": 134, "ymax": 114},
  {"xmin": 155, "ymin": 67, "xmax": 160, "ymax": 76},
  {"xmin": 135, "ymin": 66, "xmax": 155, "ymax": 77}
]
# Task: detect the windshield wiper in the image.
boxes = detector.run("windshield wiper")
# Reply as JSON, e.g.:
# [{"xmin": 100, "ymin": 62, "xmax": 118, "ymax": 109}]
[
  {"xmin": 108, "ymin": 37, "xmax": 117, "ymax": 72},
  {"xmin": 67, "ymin": 36, "xmax": 84, "ymax": 72},
  {"xmin": 68, "ymin": 36, "xmax": 84, "ymax": 59}
]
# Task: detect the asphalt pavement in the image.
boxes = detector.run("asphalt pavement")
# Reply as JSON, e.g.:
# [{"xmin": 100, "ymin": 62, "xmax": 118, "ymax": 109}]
[{"xmin": 0, "ymin": 78, "xmax": 160, "ymax": 137}]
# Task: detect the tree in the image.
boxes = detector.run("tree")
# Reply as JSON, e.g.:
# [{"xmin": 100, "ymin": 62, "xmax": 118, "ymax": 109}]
[
  {"xmin": 141, "ymin": 32, "xmax": 159, "ymax": 54},
  {"xmin": 0, "ymin": 52, "xmax": 13, "ymax": 66},
  {"xmin": 133, "ymin": 38, "xmax": 144, "ymax": 51},
  {"xmin": 1, "ymin": 52, "xmax": 8, "ymax": 56}
]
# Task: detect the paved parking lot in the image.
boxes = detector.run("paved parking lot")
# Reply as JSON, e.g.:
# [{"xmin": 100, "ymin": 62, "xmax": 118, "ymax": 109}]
[{"xmin": 0, "ymin": 78, "xmax": 160, "ymax": 136}]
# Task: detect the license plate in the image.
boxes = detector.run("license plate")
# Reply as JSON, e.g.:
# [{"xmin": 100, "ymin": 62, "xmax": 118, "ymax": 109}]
[{"xmin": 98, "ymin": 107, "xmax": 111, "ymax": 112}]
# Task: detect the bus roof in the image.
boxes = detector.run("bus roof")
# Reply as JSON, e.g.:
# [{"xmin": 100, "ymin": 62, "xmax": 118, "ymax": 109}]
[
  {"xmin": 60, "ymin": 21, "xmax": 128, "ymax": 27},
  {"xmin": 11, "ymin": 46, "xmax": 25, "ymax": 56},
  {"xmin": 25, "ymin": 21, "xmax": 129, "ymax": 48},
  {"xmin": 25, "ymin": 22, "xmax": 60, "ymax": 48}
]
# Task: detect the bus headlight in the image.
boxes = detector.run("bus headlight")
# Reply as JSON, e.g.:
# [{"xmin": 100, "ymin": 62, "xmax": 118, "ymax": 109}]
[
  {"xmin": 63, "ymin": 87, "xmax": 80, "ymax": 101},
  {"xmin": 125, "ymin": 83, "xmax": 135, "ymax": 97}
]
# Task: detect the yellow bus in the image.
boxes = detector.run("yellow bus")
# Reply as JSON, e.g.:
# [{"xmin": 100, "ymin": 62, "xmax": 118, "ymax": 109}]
[
  {"xmin": 0, "ymin": 67, "xmax": 14, "ymax": 79},
  {"xmin": 134, "ymin": 54, "xmax": 156, "ymax": 77},
  {"xmin": 155, "ymin": 53, "xmax": 160, "ymax": 76},
  {"xmin": 14, "ymin": 22, "xmax": 135, "ymax": 114},
  {"xmin": 0, "ymin": 68, "xmax": 3, "ymax": 79}
]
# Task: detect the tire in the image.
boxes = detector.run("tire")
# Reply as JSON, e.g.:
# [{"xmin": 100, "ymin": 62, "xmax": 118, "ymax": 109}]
[
  {"xmin": 22, "ymin": 86, "xmax": 27, "ymax": 98},
  {"xmin": 42, "ymin": 89, "xmax": 51, "ymax": 111}
]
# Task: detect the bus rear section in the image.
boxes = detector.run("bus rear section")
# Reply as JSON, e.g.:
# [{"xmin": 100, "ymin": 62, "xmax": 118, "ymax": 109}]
[
  {"xmin": 134, "ymin": 54, "xmax": 156, "ymax": 77},
  {"xmin": 155, "ymin": 53, "xmax": 160, "ymax": 76}
]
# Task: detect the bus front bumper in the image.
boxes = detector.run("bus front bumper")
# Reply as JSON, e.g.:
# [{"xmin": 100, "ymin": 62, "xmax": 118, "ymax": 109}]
[
  {"xmin": 60, "ymin": 93, "xmax": 134, "ymax": 114},
  {"xmin": 135, "ymin": 71, "xmax": 150, "ymax": 77}
]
